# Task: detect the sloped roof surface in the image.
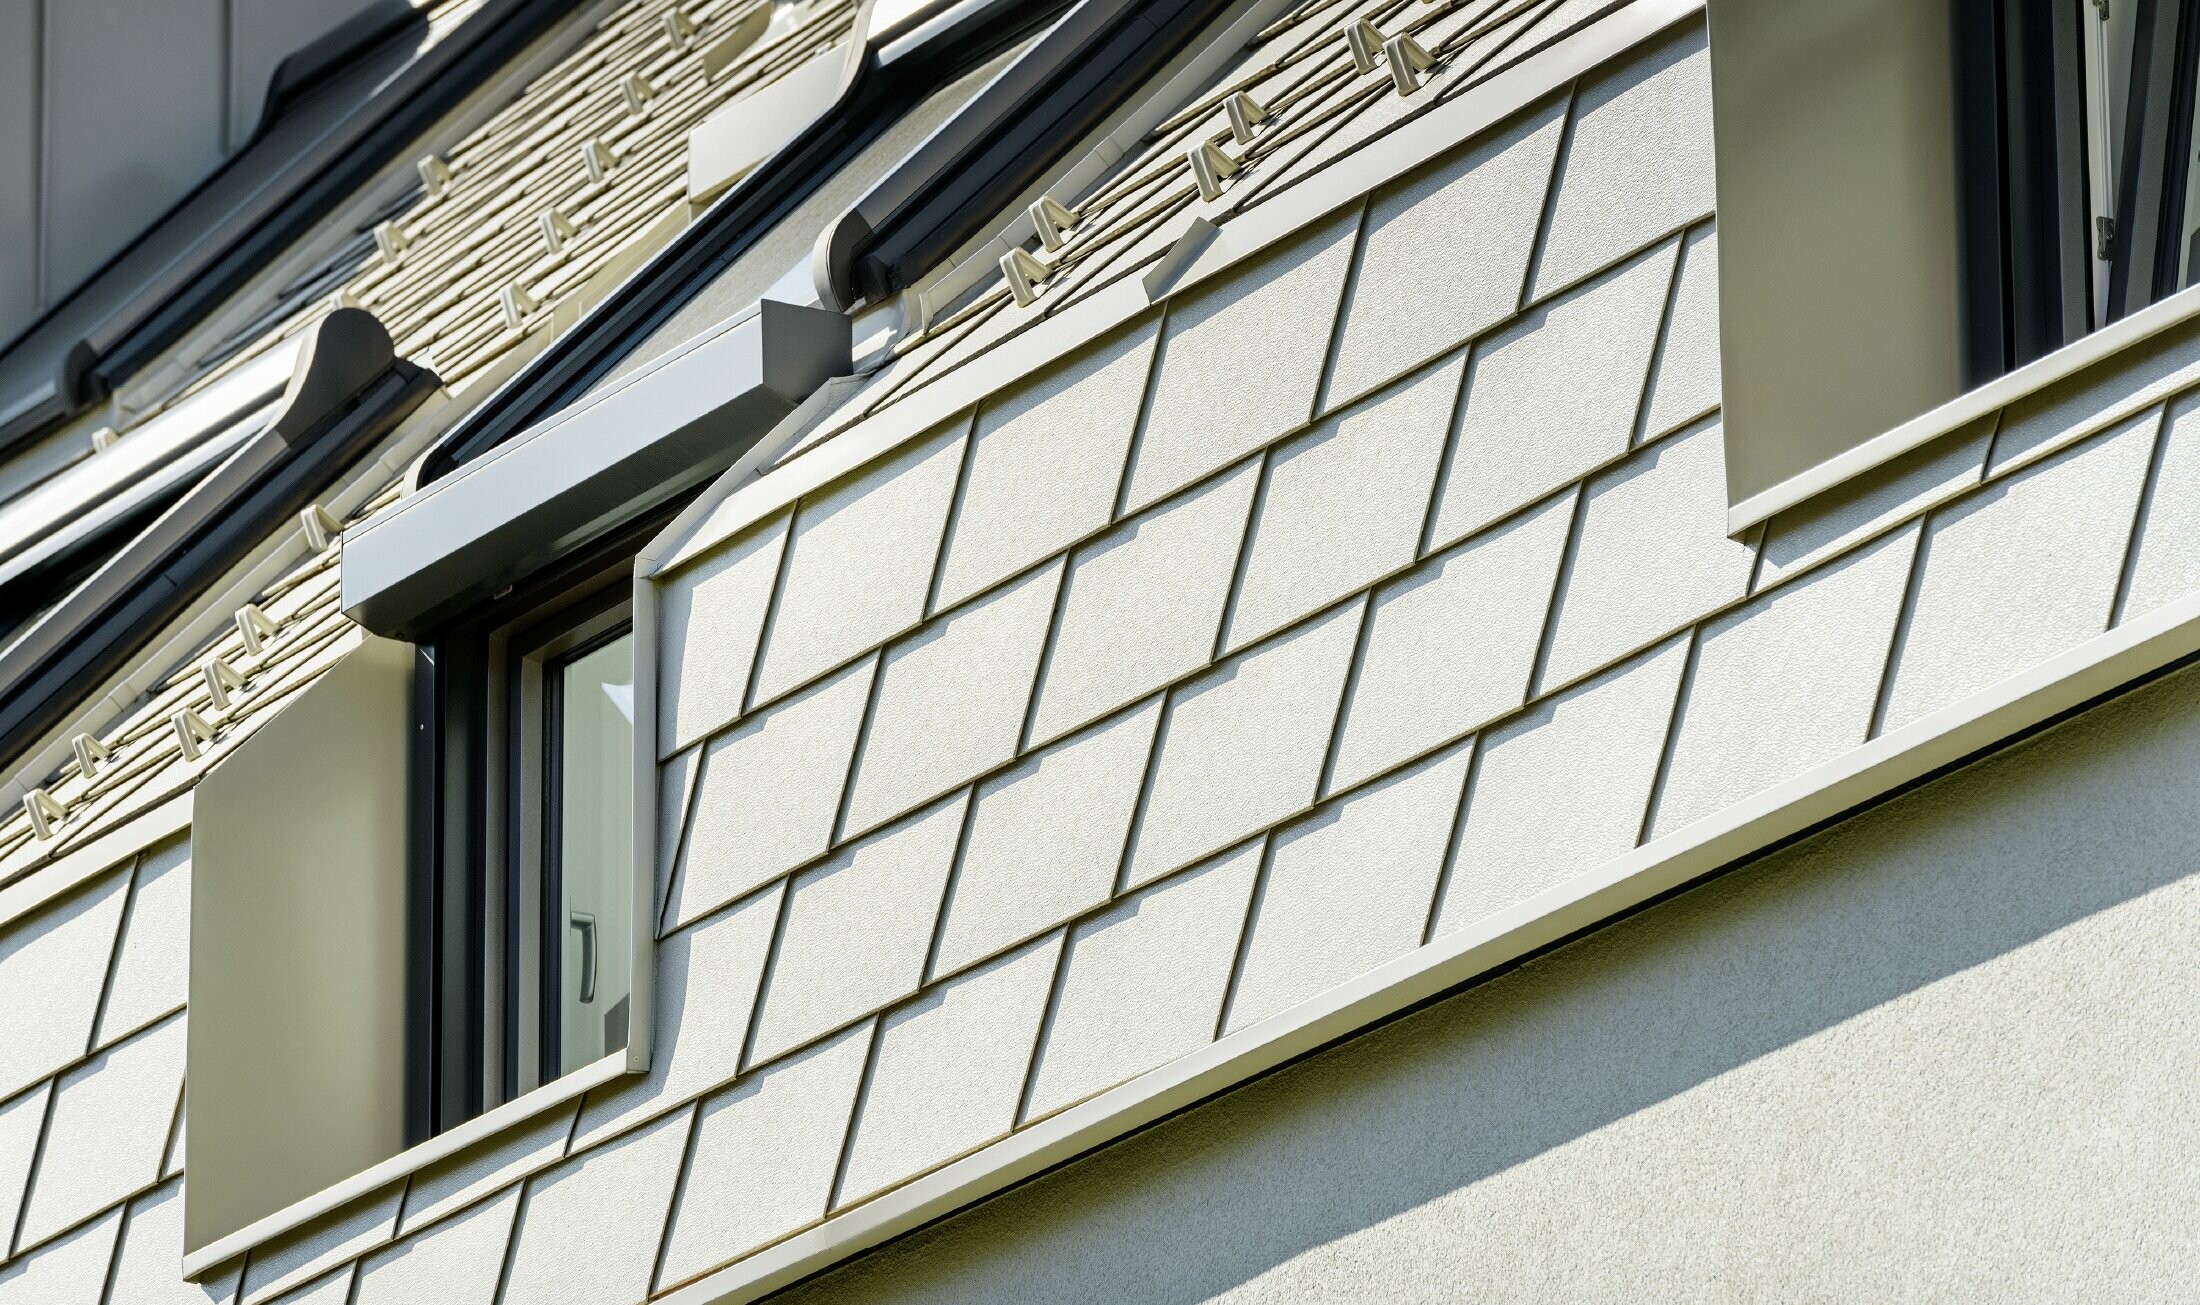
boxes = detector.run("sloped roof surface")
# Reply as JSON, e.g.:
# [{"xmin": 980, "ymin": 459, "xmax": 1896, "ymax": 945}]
[
  {"xmin": 0, "ymin": 0, "xmax": 858, "ymax": 879},
  {"xmin": 624, "ymin": 11, "xmax": 2200, "ymax": 1298},
  {"xmin": 822, "ymin": 0, "xmax": 1627, "ymax": 436}
]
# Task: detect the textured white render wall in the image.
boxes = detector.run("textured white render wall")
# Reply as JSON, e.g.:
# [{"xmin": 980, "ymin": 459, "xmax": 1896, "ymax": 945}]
[{"xmin": 775, "ymin": 658, "xmax": 2200, "ymax": 1305}]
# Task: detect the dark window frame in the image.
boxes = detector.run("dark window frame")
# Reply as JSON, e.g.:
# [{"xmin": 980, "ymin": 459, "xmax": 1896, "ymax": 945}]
[{"xmin": 405, "ymin": 511, "xmax": 664, "ymax": 1144}]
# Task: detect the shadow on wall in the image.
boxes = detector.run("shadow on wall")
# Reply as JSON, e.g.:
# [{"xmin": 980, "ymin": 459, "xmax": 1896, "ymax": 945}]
[{"xmin": 777, "ymin": 663, "xmax": 2200, "ymax": 1303}]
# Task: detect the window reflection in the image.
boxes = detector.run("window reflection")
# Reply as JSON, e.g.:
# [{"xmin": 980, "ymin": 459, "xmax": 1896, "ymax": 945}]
[{"xmin": 547, "ymin": 629, "xmax": 634, "ymax": 1074}]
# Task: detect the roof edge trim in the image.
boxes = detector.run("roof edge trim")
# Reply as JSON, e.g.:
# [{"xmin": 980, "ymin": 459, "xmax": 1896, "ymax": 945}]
[
  {"xmin": 810, "ymin": 0, "xmax": 1239, "ymax": 312},
  {"xmin": 0, "ymin": 309, "xmax": 438, "ymax": 773},
  {"xmin": 414, "ymin": 0, "xmax": 1068, "ymax": 483},
  {"xmin": 655, "ymin": 0, "xmax": 1707, "ymax": 574}
]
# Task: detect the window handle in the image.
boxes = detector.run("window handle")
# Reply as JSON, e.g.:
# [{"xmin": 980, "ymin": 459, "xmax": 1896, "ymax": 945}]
[{"xmin": 569, "ymin": 910, "xmax": 598, "ymax": 1004}]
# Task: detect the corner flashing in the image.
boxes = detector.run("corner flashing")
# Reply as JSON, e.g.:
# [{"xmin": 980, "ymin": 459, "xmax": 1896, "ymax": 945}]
[
  {"xmin": 1727, "ymin": 269, "xmax": 2200, "ymax": 535},
  {"xmin": 657, "ymin": 521, "xmax": 2200, "ymax": 1305}
]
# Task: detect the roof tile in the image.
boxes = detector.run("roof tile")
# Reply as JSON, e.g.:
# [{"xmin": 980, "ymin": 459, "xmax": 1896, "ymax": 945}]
[
  {"xmin": 1883, "ymin": 409, "xmax": 2159, "ymax": 733},
  {"xmin": 1028, "ymin": 459, "xmax": 1258, "ymax": 749},
  {"xmin": 1653, "ymin": 524, "xmax": 1920, "ymax": 838},
  {"xmin": 933, "ymin": 700, "xmax": 1162, "ymax": 980},
  {"xmin": 1330, "ymin": 487, "xmax": 1571, "ymax": 793},
  {"xmin": 751, "ymin": 416, "xmax": 967, "ymax": 708},
  {"xmin": 659, "ymin": 1021, "xmax": 869, "ymax": 1287},
  {"xmin": 1226, "ymin": 739, "xmax": 1471, "ymax": 1032},
  {"xmin": 500, "ymin": 1107, "xmax": 689, "ymax": 1305},
  {"xmin": 933, "ymin": 318, "xmax": 1161, "ymax": 612},
  {"xmin": 18, "ymin": 1014, "xmax": 185, "ymax": 1252},
  {"xmin": 1325, "ymin": 94, "xmax": 1564, "ymax": 407},
  {"xmin": 1540, "ymin": 418, "xmax": 1755, "ymax": 690},
  {"xmin": 1526, "ymin": 23, "xmax": 1712, "ymax": 300},
  {"xmin": 1119, "ymin": 207, "xmax": 1358, "ymax": 515},
  {"xmin": 669, "ymin": 656, "xmax": 874, "ymax": 931},
  {"xmin": 838, "ymin": 932, "xmax": 1061, "ymax": 1204},
  {"xmin": 1024, "ymin": 839, "xmax": 1261, "ymax": 1120},
  {"xmin": 842, "ymin": 561, "xmax": 1062, "ymax": 839},
  {"xmin": 353, "ymin": 1188, "xmax": 519, "ymax": 1305},
  {"xmin": 747, "ymin": 796, "xmax": 962, "ymax": 1067},
  {"xmin": 1124, "ymin": 597, "xmax": 1361, "ymax": 889},
  {"xmin": 1427, "ymin": 236, "xmax": 1677, "ymax": 550},
  {"xmin": 1225, "ymin": 350, "xmax": 1462, "ymax": 652},
  {"xmin": 1435, "ymin": 634, "xmax": 1688, "ymax": 935}
]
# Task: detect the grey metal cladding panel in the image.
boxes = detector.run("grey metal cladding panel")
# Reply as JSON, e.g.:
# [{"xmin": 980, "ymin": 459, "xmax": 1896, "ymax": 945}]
[
  {"xmin": 41, "ymin": 0, "xmax": 227, "ymax": 303},
  {"xmin": 0, "ymin": 0, "xmax": 35, "ymax": 347},
  {"xmin": 186, "ymin": 636, "xmax": 412, "ymax": 1258},
  {"xmin": 341, "ymin": 301, "xmax": 852, "ymax": 638}
]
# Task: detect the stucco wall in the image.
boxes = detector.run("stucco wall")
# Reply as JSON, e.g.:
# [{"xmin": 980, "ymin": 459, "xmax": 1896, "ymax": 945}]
[{"xmin": 775, "ymin": 659, "xmax": 2200, "ymax": 1304}]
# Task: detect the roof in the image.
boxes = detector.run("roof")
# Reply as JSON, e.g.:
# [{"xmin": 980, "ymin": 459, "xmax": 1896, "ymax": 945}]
[
  {"xmin": 624, "ymin": 3, "xmax": 2200, "ymax": 1298},
  {"xmin": 0, "ymin": 0, "xmax": 571, "ymax": 458},
  {"xmin": 0, "ymin": 0, "xmax": 869, "ymax": 871},
  {"xmin": 6, "ymin": 0, "xmax": 2200, "ymax": 1301}
]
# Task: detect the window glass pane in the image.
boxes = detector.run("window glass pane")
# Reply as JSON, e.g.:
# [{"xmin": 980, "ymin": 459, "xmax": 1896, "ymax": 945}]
[{"xmin": 549, "ymin": 629, "xmax": 634, "ymax": 1075}]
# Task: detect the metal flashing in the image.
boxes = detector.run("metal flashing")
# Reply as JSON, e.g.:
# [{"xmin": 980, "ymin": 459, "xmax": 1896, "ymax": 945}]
[
  {"xmin": 414, "ymin": 0, "xmax": 1068, "ymax": 482},
  {"xmin": 0, "ymin": 0, "xmax": 583, "ymax": 456},
  {"xmin": 1727, "ymin": 277, "xmax": 2200, "ymax": 533},
  {"xmin": 0, "ymin": 791, "xmax": 192, "ymax": 930},
  {"xmin": 342, "ymin": 300, "xmax": 851, "ymax": 639},
  {"xmin": 686, "ymin": 44, "xmax": 854, "ymax": 204},
  {"xmin": 0, "ymin": 308, "xmax": 436, "ymax": 771},
  {"xmin": 811, "ymin": 0, "xmax": 1242, "ymax": 312},
  {"xmin": 0, "ymin": 338, "xmax": 300, "ymax": 607}
]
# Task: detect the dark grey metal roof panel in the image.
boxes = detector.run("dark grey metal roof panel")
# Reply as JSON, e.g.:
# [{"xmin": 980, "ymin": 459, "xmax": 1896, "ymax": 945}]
[
  {"xmin": 342, "ymin": 300, "xmax": 850, "ymax": 639},
  {"xmin": 0, "ymin": 308, "xmax": 436, "ymax": 771},
  {"xmin": 0, "ymin": 0, "xmax": 580, "ymax": 457}
]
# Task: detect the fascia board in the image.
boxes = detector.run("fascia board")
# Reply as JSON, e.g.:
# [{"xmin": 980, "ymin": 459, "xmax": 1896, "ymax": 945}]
[
  {"xmin": 658, "ymin": 579, "xmax": 2200, "ymax": 1305},
  {"xmin": 341, "ymin": 300, "xmax": 851, "ymax": 639}
]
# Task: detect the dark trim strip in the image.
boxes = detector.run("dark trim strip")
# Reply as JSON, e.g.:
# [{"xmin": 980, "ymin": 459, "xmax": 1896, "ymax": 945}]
[
  {"xmin": 812, "ymin": 0, "xmax": 1239, "ymax": 312},
  {"xmin": 0, "ymin": 309, "xmax": 439, "ymax": 771},
  {"xmin": 0, "ymin": 0, "xmax": 581, "ymax": 455}
]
